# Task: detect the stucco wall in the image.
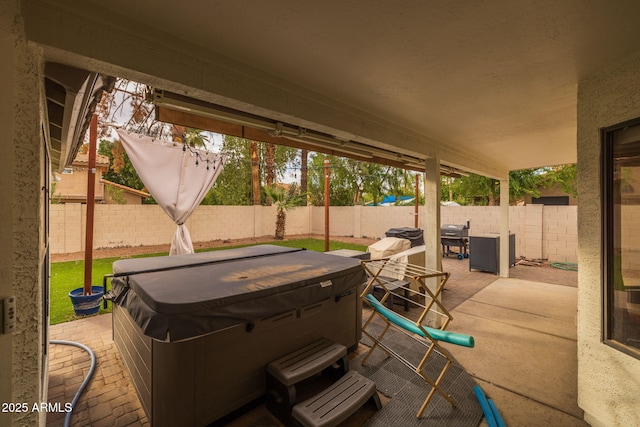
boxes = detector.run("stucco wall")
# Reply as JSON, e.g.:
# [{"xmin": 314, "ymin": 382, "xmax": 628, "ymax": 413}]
[
  {"xmin": 577, "ymin": 50, "xmax": 640, "ymax": 426},
  {"xmin": 0, "ymin": 6, "xmax": 46, "ymax": 426},
  {"xmin": 53, "ymin": 165, "xmax": 106, "ymax": 202}
]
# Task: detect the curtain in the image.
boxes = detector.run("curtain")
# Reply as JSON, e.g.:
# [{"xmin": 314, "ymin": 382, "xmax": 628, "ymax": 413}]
[{"xmin": 117, "ymin": 129, "xmax": 224, "ymax": 255}]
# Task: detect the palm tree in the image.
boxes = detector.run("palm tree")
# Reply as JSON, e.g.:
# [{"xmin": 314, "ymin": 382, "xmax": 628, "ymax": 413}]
[
  {"xmin": 183, "ymin": 127, "xmax": 209, "ymax": 147},
  {"xmin": 264, "ymin": 185, "xmax": 305, "ymax": 239}
]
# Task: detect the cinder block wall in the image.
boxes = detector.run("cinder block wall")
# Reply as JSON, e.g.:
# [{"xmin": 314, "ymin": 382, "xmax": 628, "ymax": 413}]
[
  {"xmin": 50, "ymin": 204, "xmax": 578, "ymax": 262},
  {"xmin": 50, "ymin": 204, "xmax": 84, "ymax": 253},
  {"xmin": 92, "ymin": 204, "xmax": 175, "ymax": 248},
  {"xmin": 359, "ymin": 206, "xmax": 419, "ymax": 238},
  {"xmin": 190, "ymin": 205, "xmax": 259, "ymax": 241},
  {"xmin": 543, "ymin": 206, "xmax": 578, "ymax": 263},
  {"xmin": 523, "ymin": 205, "xmax": 544, "ymax": 260}
]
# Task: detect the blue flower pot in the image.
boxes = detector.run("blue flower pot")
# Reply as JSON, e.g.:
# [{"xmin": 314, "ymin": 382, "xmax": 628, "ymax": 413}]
[{"xmin": 69, "ymin": 286, "xmax": 104, "ymax": 316}]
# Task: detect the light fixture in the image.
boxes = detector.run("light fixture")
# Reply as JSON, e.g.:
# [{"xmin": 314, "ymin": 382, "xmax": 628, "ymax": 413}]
[
  {"xmin": 150, "ymin": 89, "xmax": 431, "ymax": 164},
  {"xmin": 152, "ymin": 89, "xmax": 275, "ymax": 131},
  {"xmin": 440, "ymin": 165, "xmax": 470, "ymax": 177},
  {"xmin": 404, "ymin": 161, "xmax": 426, "ymax": 170},
  {"xmin": 268, "ymin": 122, "xmax": 283, "ymax": 137},
  {"xmin": 280, "ymin": 132, "xmax": 375, "ymax": 159}
]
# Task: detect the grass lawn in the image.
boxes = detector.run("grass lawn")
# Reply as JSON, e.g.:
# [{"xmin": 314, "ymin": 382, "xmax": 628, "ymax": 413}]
[{"xmin": 50, "ymin": 238, "xmax": 368, "ymax": 325}]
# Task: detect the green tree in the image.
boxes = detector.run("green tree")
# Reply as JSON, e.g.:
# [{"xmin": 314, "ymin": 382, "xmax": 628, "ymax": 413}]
[
  {"xmin": 263, "ymin": 184, "xmax": 306, "ymax": 239},
  {"xmin": 542, "ymin": 164, "xmax": 577, "ymax": 198},
  {"xmin": 387, "ymin": 168, "xmax": 415, "ymax": 205},
  {"xmin": 359, "ymin": 162, "xmax": 390, "ymax": 206},
  {"xmin": 182, "ymin": 127, "xmax": 209, "ymax": 147},
  {"xmin": 440, "ymin": 164, "xmax": 576, "ymax": 205},
  {"xmin": 307, "ymin": 154, "xmax": 421, "ymax": 206},
  {"xmin": 442, "ymin": 174, "xmax": 497, "ymax": 205},
  {"xmin": 204, "ymin": 136, "xmax": 298, "ymax": 205},
  {"xmin": 105, "ymin": 185, "xmax": 127, "ymax": 204},
  {"xmin": 509, "ymin": 169, "xmax": 542, "ymax": 203},
  {"xmin": 307, "ymin": 155, "xmax": 358, "ymax": 206},
  {"xmin": 204, "ymin": 136, "xmax": 253, "ymax": 205}
]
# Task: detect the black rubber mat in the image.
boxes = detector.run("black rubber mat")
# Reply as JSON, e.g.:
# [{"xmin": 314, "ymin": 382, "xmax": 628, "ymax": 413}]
[
  {"xmin": 247, "ymin": 323, "xmax": 482, "ymax": 426},
  {"xmin": 352, "ymin": 324, "xmax": 483, "ymax": 426}
]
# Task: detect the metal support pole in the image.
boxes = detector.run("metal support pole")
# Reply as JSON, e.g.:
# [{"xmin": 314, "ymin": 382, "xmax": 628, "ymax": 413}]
[
  {"xmin": 324, "ymin": 157, "xmax": 330, "ymax": 252},
  {"xmin": 415, "ymin": 174, "xmax": 420, "ymax": 228}
]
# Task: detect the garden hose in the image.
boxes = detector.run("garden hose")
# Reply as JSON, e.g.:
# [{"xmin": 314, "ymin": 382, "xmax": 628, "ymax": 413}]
[
  {"xmin": 550, "ymin": 262, "xmax": 578, "ymax": 272},
  {"xmin": 50, "ymin": 340, "xmax": 97, "ymax": 427}
]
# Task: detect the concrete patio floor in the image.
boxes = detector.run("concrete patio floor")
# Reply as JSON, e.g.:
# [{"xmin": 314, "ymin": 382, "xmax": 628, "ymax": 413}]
[{"xmin": 46, "ymin": 257, "xmax": 584, "ymax": 426}]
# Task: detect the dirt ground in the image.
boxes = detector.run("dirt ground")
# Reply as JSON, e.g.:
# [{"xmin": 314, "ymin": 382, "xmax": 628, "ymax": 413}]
[{"xmin": 51, "ymin": 234, "xmax": 379, "ymax": 262}]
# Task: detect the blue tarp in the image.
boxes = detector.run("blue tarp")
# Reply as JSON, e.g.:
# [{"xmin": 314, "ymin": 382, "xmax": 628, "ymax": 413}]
[{"xmin": 381, "ymin": 195, "xmax": 413, "ymax": 204}]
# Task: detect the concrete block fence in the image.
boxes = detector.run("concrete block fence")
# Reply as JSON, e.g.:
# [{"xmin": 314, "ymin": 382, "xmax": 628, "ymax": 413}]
[{"xmin": 50, "ymin": 204, "xmax": 578, "ymax": 263}]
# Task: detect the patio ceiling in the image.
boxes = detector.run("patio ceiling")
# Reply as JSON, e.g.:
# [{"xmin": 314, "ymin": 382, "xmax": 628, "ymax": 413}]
[{"xmin": 24, "ymin": 1, "xmax": 640, "ymax": 176}]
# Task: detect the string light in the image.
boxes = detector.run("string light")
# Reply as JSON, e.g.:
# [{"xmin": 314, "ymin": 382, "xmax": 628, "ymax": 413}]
[{"xmin": 179, "ymin": 141, "xmax": 225, "ymax": 171}]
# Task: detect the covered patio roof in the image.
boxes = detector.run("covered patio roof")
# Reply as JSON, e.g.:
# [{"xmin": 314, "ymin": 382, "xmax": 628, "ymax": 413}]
[{"xmin": 23, "ymin": 0, "xmax": 640, "ymax": 179}]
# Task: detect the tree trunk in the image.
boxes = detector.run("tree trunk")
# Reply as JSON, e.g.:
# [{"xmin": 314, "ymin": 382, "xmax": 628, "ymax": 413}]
[
  {"xmin": 250, "ymin": 140, "xmax": 261, "ymax": 205},
  {"xmin": 300, "ymin": 149, "xmax": 308, "ymax": 204},
  {"xmin": 265, "ymin": 143, "xmax": 276, "ymax": 206},
  {"xmin": 275, "ymin": 210, "xmax": 286, "ymax": 239}
]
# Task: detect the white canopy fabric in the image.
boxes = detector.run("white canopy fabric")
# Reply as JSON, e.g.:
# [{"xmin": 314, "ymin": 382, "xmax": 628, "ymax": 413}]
[{"xmin": 117, "ymin": 129, "xmax": 224, "ymax": 255}]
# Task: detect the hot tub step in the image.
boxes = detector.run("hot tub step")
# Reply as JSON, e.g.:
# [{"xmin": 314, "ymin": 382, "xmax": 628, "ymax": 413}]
[
  {"xmin": 291, "ymin": 371, "xmax": 380, "ymax": 427},
  {"xmin": 267, "ymin": 337, "xmax": 348, "ymax": 386},
  {"xmin": 267, "ymin": 338, "xmax": 350, "ymax": 425}
]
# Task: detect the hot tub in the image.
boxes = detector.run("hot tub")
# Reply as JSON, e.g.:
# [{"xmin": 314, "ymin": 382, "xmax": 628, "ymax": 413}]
[{"xmin": 108, "ymin": 245, "xmax": 364, "ymax": 426}]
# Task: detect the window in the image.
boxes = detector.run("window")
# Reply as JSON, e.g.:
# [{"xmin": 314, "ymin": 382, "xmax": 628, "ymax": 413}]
[
  {"xmin": 602, "ymin": 119, "xmax": 640, "ymax": 357},
  {"xmin": 61, "ymin": 167, "xmax": 73, "ymax": 174}
]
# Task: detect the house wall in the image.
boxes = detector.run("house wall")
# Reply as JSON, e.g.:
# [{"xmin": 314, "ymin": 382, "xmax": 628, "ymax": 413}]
[
  {"xmin": 53, "ymin": 165, "xmax": 106, "ymax": 202},
  {"xmin": 524, "ymin": 182, "xmax": 578, "ymax": 206},
  {"xmin": 577, "ymin": 49, "xmax": 640, "ymax": 426},
  {"xmin": 50, "ymin": 204, "xmax": 578, "ymax": 263},
  {"xmin": 0, "ymin": 7, "xmax": 46, "ymax": 426}
]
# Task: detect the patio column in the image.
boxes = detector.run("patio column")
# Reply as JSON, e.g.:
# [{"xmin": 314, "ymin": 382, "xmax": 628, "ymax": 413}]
[
  {"xmin": 500, "ymin": 177, "xmax": 510, "ymax": 277},
  {"xmin": 424, "ymin": 156, "xmax": 442, "ymax": 327}
]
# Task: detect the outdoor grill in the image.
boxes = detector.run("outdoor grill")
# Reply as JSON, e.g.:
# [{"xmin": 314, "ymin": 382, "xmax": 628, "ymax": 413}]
[
  {"xmin": 385, "ymin": 227, "xmax": 424, "ymax": 247},
  {"xmin": 441, "ymin": 223, "xmax": 470, "ymax": 260}
]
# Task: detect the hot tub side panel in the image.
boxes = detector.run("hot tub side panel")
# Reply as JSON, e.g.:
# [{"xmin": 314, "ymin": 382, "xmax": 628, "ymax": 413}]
[
  {"xmin": 114, "ymin": 289, "xmax": 361, "ymax": 426},
  {"xmin": 113, "ymin": 304, "xmax": 152, "ymax": 416}
]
